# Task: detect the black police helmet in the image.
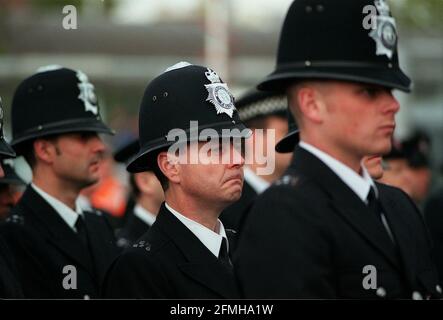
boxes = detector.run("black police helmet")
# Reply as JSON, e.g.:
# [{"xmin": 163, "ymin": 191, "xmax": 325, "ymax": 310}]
[
  {"xmin": 127, "ymin": 62, "xmax": 251, "ymax": 173},
  {"xmin": 236, "ymin": 89, "xmax": 287, "ymax": 123},
  {"xmin": 114, "ymin": 139, "xmax": 139, "ymax": 165},
  {"xmin": 258, "ymin": 0, "xmax": 411, "ymax": 92},
  {"xmin": 0, "ymin": 159, "xmax": 25, "ymax": 185},
  {"xmin": 0, "ymin": 97, "xmax": 16, "ymax": 158},
  {"xmin": 275, "ymin": 109, "xmax": 299, "ymax": 153},
  {"xmin": 11, "ymin": 65, "xmax": 114, "ymax": 153}
]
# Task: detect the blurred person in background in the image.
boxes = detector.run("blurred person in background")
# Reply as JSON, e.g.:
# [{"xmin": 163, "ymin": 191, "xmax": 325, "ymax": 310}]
[
  {"xmin": 113, "ymin": 139, "xmax": 164, "ymax": 249},
  {"xmin": 0, "ymin": 158, "xmax": 25, "ymax": 221},
  {"xmin": 1, "ymin": 66, "xmax": 119, "ymax": 298},
  {"xmin": 220, "ymin": 89, "xmax": 291, "ymax": 235},
  {"xmin": 379, "ymin": 139, "xmax": 414, "ymax": 196},
  {"xmin": 0, "ymin": 95, "xmax": 23, "ymax": 298},
  {"xmin": 401, "ymin": 131, "xmax": 432, "ymax": 206},
  {"xmin": 78, "ymin": 145, "xmax": 127, "ymax": 231}
]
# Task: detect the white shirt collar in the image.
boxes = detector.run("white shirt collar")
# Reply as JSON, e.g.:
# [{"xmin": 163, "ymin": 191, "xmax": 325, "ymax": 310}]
[
  {"xmin": 133, "ymin": 203, "xmax": 157, "ymax": 227},
  {"xmin": 164, "ymin": 202, "xmax": 228, "ymax": 257},
  {"xmin": 244, "ymin": 166, "xmax": 270, "ymax": 194},
  {"xmin": 31, "ymin": 183, "xmax": 83, "ymax": 231},
  {"xmin": 299, "ymin": 141, "xmax": 377, "ymax": 202}
]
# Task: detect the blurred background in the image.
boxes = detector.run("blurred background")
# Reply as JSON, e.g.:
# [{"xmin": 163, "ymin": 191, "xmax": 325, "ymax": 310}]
[{"xmin": 0, "ymin": 0, "xmax": 442, "ymax": 216}]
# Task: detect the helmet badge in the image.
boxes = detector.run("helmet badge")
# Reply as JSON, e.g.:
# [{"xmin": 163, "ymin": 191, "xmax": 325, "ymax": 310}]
[
  {"xmin": 369, "ymin": 0, "xmax": 398, "ymax": 59},
  {"xmin": 204, "ymin": 68, "xmax": 235, "ymax": 118},
  {"xmin": 77, "ymin": 70, "xmax": 99, "ymax": 115}
]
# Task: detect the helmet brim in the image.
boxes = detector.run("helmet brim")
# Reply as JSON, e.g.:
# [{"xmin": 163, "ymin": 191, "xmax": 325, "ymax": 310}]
[
  {"xmin": 258, "ymin": 65, "xmax": 412, "ymax": 93},
  {"xmin": 0, "ymin": 138, "xmax": 16, "ymax": 158},
  {"xmin": 11, "ymin": 119, "xmax": 114, "ymax": 151},
  {"xmin": 127, "ymin": 122, "xmax": 252, "ymax": 173},
  {"xmin": 275, "ymin": 130, "xmax": 299, "ymax": 154}
]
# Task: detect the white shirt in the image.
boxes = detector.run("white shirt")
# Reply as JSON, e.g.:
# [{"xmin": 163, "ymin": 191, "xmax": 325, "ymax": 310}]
[
  {"xmin": 299, "ymin": 141, "xmax": 377, "ymax": 202},
  {"xmin": 165, "ymin": 202, "xmax": 228, "ymax": 258},
  {"xmin": 244, "ymin": 166, "xmax": 270, "ymax": 194},
  {"xmin": 31, "ymin": 183, "xmax": 83, "ymax": 232},
  {"xmin": 133, "ymin": 204, "xmax": 157, "ymax": 227}
]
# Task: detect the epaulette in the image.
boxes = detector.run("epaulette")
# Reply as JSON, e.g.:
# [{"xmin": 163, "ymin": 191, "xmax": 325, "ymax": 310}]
[
  {"xmin": 274, "ymin": 174, "xmax": 300, "ymax": 187},
  {"xmin": 225, "ymin": 228, "xmax": 237, "ymax": 235},
  {"xmin": 132, "ymin": 240, "xmax": 152, "ymax": 252},
  {"xmin": 5, "ymin": 213, "xmax": 25, "ymax": 225},
  {"xmin": 92, "ymin": 209, "xmax": 103, "ymax": 216},
  {"xmin": 116, "ymin": 237, "xmax": 130, "ymax": 249}
]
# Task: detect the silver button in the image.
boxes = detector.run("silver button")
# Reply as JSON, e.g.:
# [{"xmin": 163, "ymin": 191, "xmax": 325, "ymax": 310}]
[
  {"xmin": 412, "ymin": 291, "xmax": 423, "ymax": 300},
  {"xmin": 436, "ymin": 285, "xmax": 442, "ymax": 294},
  {"xmin": 376, "ymin": 287, "xmax": 386, "ymax": 298},
  {"xmin": 305, "ymin": 60, "xmax": 312, "ymax": 67},
  {"xmin": 83, "ymin": 294, "xmax": 90, "ymax": 300}
]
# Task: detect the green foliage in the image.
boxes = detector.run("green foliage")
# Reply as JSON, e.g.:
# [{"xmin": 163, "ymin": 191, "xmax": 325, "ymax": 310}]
[{"xmin": 391, "ymin": 0, "xmax": 443, "ymax": 30}]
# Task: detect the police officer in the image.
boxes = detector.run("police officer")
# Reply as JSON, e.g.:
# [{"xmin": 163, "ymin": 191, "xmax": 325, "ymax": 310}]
[
  {"xmin": 0, "ymin": 66, "xmax": 118, "ymax": 298},
  {"xmin": 102, "ymin": 62, "xmax": 250, "ymax": 298},
  {"xmin": 220, "ymin": 89, "xmax": 291, "ymax": 234},
  {"xmin": 113, "ymin": 139, "xmax": 164, "ymax": 249},
  {"xmin": 235, "ymin": 0, "xmax": 442, "ymax": 299},
  {"xmin": 0, "ymin": 96, "xmax": 23, "ymax": 298}
]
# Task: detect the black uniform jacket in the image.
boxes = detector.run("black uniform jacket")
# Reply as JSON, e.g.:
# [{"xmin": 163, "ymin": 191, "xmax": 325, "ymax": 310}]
[
  {"xmin": 116, "ymin": 210, "xmax": 151, "ymax": 249},
  {"xmin": 0, "ymin": 234, "xmax": 23, "ymax": 298},
  {"xmin": 235, "ymin": 146, "xmax": 442, "ymax": 299},
  {"xmin": 424, "ymin": 189, "xmax": 443, "ymax": 284},
  {"xmin": 0, "ymin": 186, "xmax": 118, "ymax": 298},
  {"xmin": 102, "ymin": 203, "xmax": 241, "ymax": 299}
]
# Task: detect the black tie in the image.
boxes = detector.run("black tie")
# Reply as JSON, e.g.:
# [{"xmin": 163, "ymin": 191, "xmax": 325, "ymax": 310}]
[
  {"xmin": 218, "ymin": 237, "xmax": 233, "ymax": 268},
  {"xmin": 75, "ymin": 216, "xmax": 89, "ymax": 248},
  {"xmin": 367, "ymin": 187, "xmax": 384, "ymax": 223}
]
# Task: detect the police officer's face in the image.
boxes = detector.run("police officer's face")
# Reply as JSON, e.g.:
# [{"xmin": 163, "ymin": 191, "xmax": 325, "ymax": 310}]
[
  {"xmin": 50, "ymin": 132, "xmax": 105, "ymax": 188},
  {"xmin": 363, "ymin": 155, "xmax": 384, "ymax": 180},
  {"xmin": 308, "ymin": 81, "xmax": 400, "ymax": 158},
  {"xmin": 175, "ymin": 141, "xmax": 245, "ymax": 209}
]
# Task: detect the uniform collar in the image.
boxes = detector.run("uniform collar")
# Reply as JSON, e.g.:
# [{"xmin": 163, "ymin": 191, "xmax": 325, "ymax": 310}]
[
  {"xmin": 164, "ymin": 202, "xmax": 228, "ymax": 257},
  {"xmin": 299, "ymin": 141, "xmax": 377, "ymax": 202},
  {"xmin": 31, "ymin": 183, "xmax": 82, "ymax": 231},
  {"xmin": 244, "ymin": 166, "xmax": 270, "ymax": 194},
  {"xmin": 133, "ymin": 203, "xmax": 157, "ymax": 227}
]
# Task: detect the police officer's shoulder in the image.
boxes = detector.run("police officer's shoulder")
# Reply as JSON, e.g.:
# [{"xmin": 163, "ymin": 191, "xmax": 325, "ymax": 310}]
[
  {"xmin": 115, "ymin": 236, "xmax": 131, "ymax": 249},
  {"xmin": 127, "ymin": 230, "xmax": 169, "ymax": 258},
  {"xmin": 4, "ymin": 210, "xmax": 25, "ymax": 226}
]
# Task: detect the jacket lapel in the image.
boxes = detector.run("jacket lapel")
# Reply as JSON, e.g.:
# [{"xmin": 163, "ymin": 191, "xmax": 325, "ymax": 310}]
[
  {"xmin": 293, "ymin": 147, "xmax": 401, "ymax": 270},
  {"xmin": 376, "ymin": 183, "xmax": 417, "ymax": 283},
  {"xmin": 155, "ymin": 205, "xmax": 240, "ymax": 298},
  {"xmin": 83, "ymin": 212, "xmax": 118, "ymax": 283},
  {"xmin": 20, "ymin": 187, "xmax": 95, "ymax": 275}
]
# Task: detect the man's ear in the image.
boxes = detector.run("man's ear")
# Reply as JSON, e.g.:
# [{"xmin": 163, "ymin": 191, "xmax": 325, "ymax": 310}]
[
  {"xmin": 296, "ymin": 85, "xmax": 325, "ymax": 124},
  {"xmin": 134, "ymin": 172, "xmax": 151, "ymax": 195},
  {"xmin": 157, "ymin": 151, "xmax": 180, "ymax": 185},
  {"xmin": 33, "ymin": 139, "xmax": 57, "ymax": 164}
]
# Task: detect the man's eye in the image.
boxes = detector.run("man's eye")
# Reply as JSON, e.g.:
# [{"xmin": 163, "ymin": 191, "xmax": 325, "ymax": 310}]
[{"xmin": 362, "ymin": 87, "xmax": 378, "ymax": 97}]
